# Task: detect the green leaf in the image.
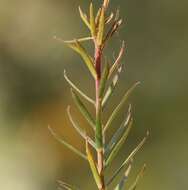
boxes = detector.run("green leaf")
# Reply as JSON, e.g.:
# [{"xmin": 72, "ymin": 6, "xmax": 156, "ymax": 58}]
[
  {"xmin": 90, "ymin": 2, "xmax": 96, "ymax": 37},
  {"xmin": 67, "ymin": 106, "xmax": 96, "ymax": 149},
  {"xmin": 78, "ymin": 6, "xmax": 90, "ymax": 29},
  {"xmin": 64, "ymin": 70, "xmax": 95, "ymax": 105},
  {"xmin": 55, "ymin": 36, "xmax": 93, "ymax": 43},
  {"xmin": 58, "ymin": 181, "xmax": 80, "ymax": 190},
  {"xmin": 71, "ymin": 89, "xmax": 96, "ymax": 130},
  {"xmin": 106, "ymin": 131, "xmax": 149, "ymax": 186},
  {"xmin": 64, "ymin": 40, "xmax": 97, "ymax": 79},
  {"xmin": 86, "ymin": 139, "xmax": 103, "ymax": 189},
  {"xmin": 95, "ymin": 8, "xmax": 101, "ymax": 27},
  {"xmin": 99, "ymin": 61, "xmax": 110, "ymax": 98},
  {"xmin": 105, "ymin": 118, "xmax": 133, "ymax": 167},
  {"xmin": 102, "ymin": 66, "xmax": 122, "ymax": 108},
  {"xmin": 67, "ymin": 105, "xmax": 86, "ymax": 138},
  {"xmin": 97, "ymin": 7, "xmax": 105, "ymax": 45},
  {"xmin": 128, "ymin": 164, "xmax": 146, "ymax": 190},
  {"xmin": 114, "ymin": 160, "xmax": 133, "ymax": 190},
  {"xmin": 105, "ymin": 104, "xmax": 131, "ymax": 159},
  {"xmin": 104, "ymin": 81, "xmax": 140, "ymax": 132},
  {"xmin": 48, "ymin": 126, "xmax": 87, "ymax": 160}
]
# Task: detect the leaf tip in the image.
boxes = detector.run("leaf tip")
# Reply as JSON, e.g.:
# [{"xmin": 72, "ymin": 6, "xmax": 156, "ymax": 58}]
[
  {"xmin": 136, "ymin": 81, "xmax": 141, "ymax": 86},
  {"xmin": 67, "ymin": 105, "xmax": 71, "ymax": 112},
  {"xmin": 146, "ymin": 130, "xmax": 150, "ymax": 137},
  {"xmin": 78, "ymin": 6, "xmax": 82, "ymax": 14}
]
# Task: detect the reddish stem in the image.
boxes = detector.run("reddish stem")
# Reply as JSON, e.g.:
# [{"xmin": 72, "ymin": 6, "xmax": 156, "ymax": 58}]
[
  {"xmin": 94, "ymin": 44, "xmax": 105, "ymax": 190},
  {"xmin": 95, "ymin": 46, "xmax": 102, "ymax": 79}
]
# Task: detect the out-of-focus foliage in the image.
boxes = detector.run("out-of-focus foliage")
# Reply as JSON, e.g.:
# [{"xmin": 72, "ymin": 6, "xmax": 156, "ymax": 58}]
[{"xmin": 0, "ymin": 0, "xmax": 188, "ymax": 190}]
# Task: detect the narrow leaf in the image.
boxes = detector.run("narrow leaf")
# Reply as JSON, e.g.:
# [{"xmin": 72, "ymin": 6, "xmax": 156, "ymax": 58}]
[
  {"xmin": 48, "ymin": 126, "xmax": 87, "ymax": 160},
  {"xmin": 114, "ymin": 160, "xmax": 133, "ymax": 190},
  {"xmin": 90, "ymin": 2, "xmax": 96, "ymax": 37},
  {"xmin": 105, "ymin": 12, "xmax": 114, "ymax": 24},
  {"xmin": 102, "ymin": 66, "xmax": 122, "ymax": 108},
  {"xmin": 54, "ymin": 36, "xmax": 93, "ymax": 43},
  {"xmin": 95, "ymin": 8, "xmax": 101, "ymax": 27},
  {"xmin": 97, "ymin": 7, "xmax": 105, "ymax": 45},
  {"xmin": 58, "ymin": 181, "xmax": 79, "ymax": 190},
  {"xmin": 58, "ymin": 185, "xmax": 72, "ymax": 190},
  {"xmin": 67, "ymin": 105, "xmax": 86, "ymax": 138},
  {"xmin": 104, "ymin": 81, "xmax": 140, "ymax": 132},
  {"xmin": 64, "ymin": 70, "xmax": 95, "ymax": 105},
  {"xmin": 67, "ymin": 106, "xmax": 96, "ymax": 149},
  {"xmin": 64, "ymin": 40, "xmax": 97, "ymax": 79},
  {"xmin": 78, "ymin": 6, "xmax": 90, "ymax": 29},
  {"xmin": 105, "ymin": 118, "xmax": 133, "ymax": 167},
  {"xmin": 109, "ymin": 41, "xmax": 125, "ymax": 78},
  {"xmin": 99, "ymin": 61, "xmax": 110, "ymax": 98},
  {"xmin": 128, "ymin": 164, "xmax": 146, "ymax": 190},
  {"xmin": 86, "ymin": 139, "xmax": 103, "ymax": 189},
  {"xmin": 106, "ymin": 131, "xmax": 149, "ymax": 185},
  {"xmin": 105, "ymin": 104, "xmax": 132, "ymax": 159},
  {"xmin": 71, "ymin": 89, "xmax": 96, "ymax": 130}
]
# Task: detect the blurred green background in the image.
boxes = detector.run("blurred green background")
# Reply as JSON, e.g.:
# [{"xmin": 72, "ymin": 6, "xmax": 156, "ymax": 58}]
[{"xmin": 0, "ymin": 0, "xmax": 188, "ymax": 189}]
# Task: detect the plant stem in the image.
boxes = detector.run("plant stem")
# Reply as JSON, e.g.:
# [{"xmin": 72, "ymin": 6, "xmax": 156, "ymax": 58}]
[{"xmin": 95, "ymin": 44, "xmax": 105, "ymax": 190}]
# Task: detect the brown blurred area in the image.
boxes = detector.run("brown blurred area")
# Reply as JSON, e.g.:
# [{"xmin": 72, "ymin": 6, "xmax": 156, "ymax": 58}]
[{"xmin": 0, "ymin": 0, "xmax": 188, "ymax": 189}]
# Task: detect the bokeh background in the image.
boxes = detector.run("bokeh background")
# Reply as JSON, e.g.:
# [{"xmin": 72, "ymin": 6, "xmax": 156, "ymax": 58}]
[{"xmin": 0, "ymin": 0, "xmax": 188, "ymax": 189}]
